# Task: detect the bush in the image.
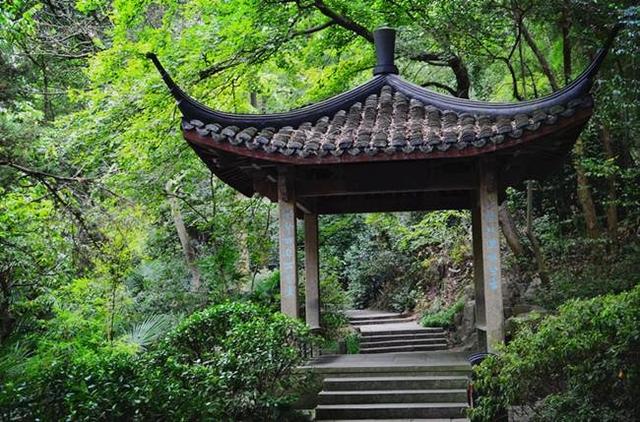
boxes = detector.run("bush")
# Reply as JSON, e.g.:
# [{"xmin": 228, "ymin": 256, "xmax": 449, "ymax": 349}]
[
  {"xmin": 421, "ymin": 299, "xmax": 464, "ymax": 328},
  {"xmin": 535, "ymin": 241, "xmax": 640, "ymax": 310},
  {"xmin": 0, "ymin": 346, "xmax": 143, "ymax": 421},
  {"xmin": 317, "ymin": 275, "xmax": 349, "ymax": 339},
  {"xmin": 249, "ymin": 269, "xmax": 281, "ymax": 310},
  {"xmin": 0, "ymin": 302, "xmax": 314, "ymax": 421},
  {"xmin": 469, "ymin": 284, "xmax": 640, "ymax": 422},
  {"xmin": 345, "ymin": 332, "xmax": 360, "ymax": 354}
]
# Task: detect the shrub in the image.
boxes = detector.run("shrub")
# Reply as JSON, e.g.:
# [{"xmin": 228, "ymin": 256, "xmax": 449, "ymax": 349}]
[
  {"xmin": 144, "ymin": 301, "xmax": 314, "ymax": 420},
  {"xmin": 421, "ymin": 299, "xmax": 464, "ymax": 328},
  {"xmin": 0, "ymin": 302, "xmax": 314, "ymax": 421},
  {"xmin": 535, "ymin": 242, "xmax": 640, "ymax": 310},
  {"xmin": 317, "ymin": 275, "xmax": 349, "ymax": 339},
  {"xmin": 0, "ymin": 346, "xmax": 143, "ymax": 421},
  {"xmin": 345, "ymin": 332, "xmax": 360, "ymax": 354},
  {"xmin": 249, "ymin": 269, "xmax": 281, "ymax": 310},
  {"xmin": 469, "ymin": 284, "xmax": 640, "ymax": 422}
]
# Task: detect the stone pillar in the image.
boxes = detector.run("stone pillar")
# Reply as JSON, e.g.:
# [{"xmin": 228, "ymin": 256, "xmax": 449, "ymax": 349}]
[
  {"xmin": 473, "ymin": 159, "xmax": 504, "ymax": 353},
  {"xmin": 278, "ymin": 168, "xmax": 298, "ymax": 318},
  {"xmin": 471, "ymin": 202, "xmax": 487, "ymax": 351},
  {"xmin": 304, "ymin": 213, "xmax": 321, "ymax": 330}
]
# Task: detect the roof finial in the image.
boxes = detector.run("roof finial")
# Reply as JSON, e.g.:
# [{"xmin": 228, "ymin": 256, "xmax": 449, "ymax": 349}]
[{"xmin": 373, "ymin": 27, "xmax": 399, "ymax": 76}]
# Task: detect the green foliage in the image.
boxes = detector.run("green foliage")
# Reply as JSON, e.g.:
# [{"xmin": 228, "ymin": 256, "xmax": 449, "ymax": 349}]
[
  {"xmin": 341, "ymin": 211, "xmax": 471, "ymax": 312},
  {"xmin": 250, "ymin": 269, "xmax": 282, "ymax": 309},
  {"xmin": 1, "ymin": 347, "xmax": 142, "ymax": 421},
  {"xmin": 421, "ymin": 299, "xmax": 464, "ymax": 328},
  {"xmin": 534, "ymin": 226, "xmax": 640, "ymax": 309},
  {"xmin": 470, "ymin": 285, "xmax": 640, "ymax": 422},
  {"xmin": 345, "ymin": 332, "xmax": 360, "ymax": 354},
  {"xmin": 0, "ymin": 302, "xmax": 313, "ymax": 421},
  {"xmin": 121, "ymin": 314, "xmax": 177, "ymax": 351},
  {"xmin": 147, "ymin": 301, "xmax": 314, "ymax": 420},
  {"xmin": 317, "ymin": 275, "xmax": 350, "ymax": 340}
]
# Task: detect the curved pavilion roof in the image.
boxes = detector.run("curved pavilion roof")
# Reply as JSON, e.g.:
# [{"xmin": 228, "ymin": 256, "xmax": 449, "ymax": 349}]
[{"xmin": 149, "ymin": 28, "xmax": 614, "ymax": 213}]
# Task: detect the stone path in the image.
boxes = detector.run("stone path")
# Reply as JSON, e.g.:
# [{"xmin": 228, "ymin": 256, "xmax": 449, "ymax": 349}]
[
  {"xmin": 305, "ymin": 310, "xmax": 471, "ymax": 421},
  {"xmin": 306, "ymin": 351, "xmax": 471, "ymax": 421},
  {"xmin": 347, "ymin": 310, "xmax": 448, "ymax": 354}
]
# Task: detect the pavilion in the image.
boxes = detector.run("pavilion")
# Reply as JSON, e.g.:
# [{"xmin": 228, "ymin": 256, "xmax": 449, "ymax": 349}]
[{"xmin": 148, "ymin": 28, "xmax": 611, "ymax": 353}]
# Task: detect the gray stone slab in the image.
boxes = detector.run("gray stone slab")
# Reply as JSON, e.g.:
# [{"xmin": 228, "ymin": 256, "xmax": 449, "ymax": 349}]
[
  {"xmin": 345, "ymin": 309, "xmax": 402, "ymax": 319},
  {"xmin": 303, "ymin": 350, "xmax": 471, "ymax": 371},
  {"xmin": 357, "ymin": 321, "xmax": 428, "ymax": 333},
  {"xmin": 317, "ymin": 419, "xmax": 469, "ymax": 422}
]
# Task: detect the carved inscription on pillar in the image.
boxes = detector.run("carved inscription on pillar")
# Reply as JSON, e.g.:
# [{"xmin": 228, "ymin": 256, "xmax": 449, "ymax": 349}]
[
  {"xmin": 278, "ymin": 168, "xmax": 298, "ymax": 318},
  {"xmin": 479, "ymin": 159, "xmax": 504, "ymax": 353},
  {"xmin": 304, "ymin": 213, "xmax": 321, "ymax": 329},
  {"xmin": 280, "ymin": 204, "xmax": 296, "ymax": 298}
]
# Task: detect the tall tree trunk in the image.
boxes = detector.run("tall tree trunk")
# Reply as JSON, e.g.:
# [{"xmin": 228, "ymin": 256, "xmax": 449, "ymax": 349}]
[
  {"xmin": 560, "ymin": 1, "xmax": 572, "ymax": 85},
  {"xmin": 498, "ymin": 202, "xmax": 526, "ymax": 257},
  {"xmin": 448, "ymin": 56, "xmax": 471, "ymax": 99},
  {"xmin": 166, "ymin": 180, "xmax": 201, "ymax": 291},
  {"xmin": 520, "ymin": 20, "xmax": 560, "ymax": 91},
  {"xmin": 526, "ymin": 182, "xmax": 550, "ymax": 285},
  {"xmin": 600, "ymin": 124, "xmax": 619, "ymax": 244},
  {"xmin": 574, "ymin": 138, "xmax": 601, "ymax": 238},
  {"xmin": 0, "ymin": 267, "xmax": 15, "ymax": 345}
]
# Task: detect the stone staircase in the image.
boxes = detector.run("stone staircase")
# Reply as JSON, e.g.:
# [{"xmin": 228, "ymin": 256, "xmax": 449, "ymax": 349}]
[
  {"xmin": 308, "ymin": 351, "xmax": 471, "ymax": 421},
  {"xmin": 348, "ymin": 311, "xmax": 448, "ymax": 354},
  {"xmin": 359, "ymin": 327, "xmax": 448, "ymax": 354},
  {"xmin": 348, "ymin": 312, "xmax": 414, "ymax": 326}
]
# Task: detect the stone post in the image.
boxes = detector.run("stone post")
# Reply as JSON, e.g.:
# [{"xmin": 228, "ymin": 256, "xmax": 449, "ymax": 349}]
[
  {"xmin": 304, "ymin": 213, "xmax": 321, "ymax": 330},
  {"xmin": 473, "ymin": 158, "xmax": 505, "ymax": 353},
  {"xmin": 278, "ymin": 168, "xmax": 298, "ymax": 318}
]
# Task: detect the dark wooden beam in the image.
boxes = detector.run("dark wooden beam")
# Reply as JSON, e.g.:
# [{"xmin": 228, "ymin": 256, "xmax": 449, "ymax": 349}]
[
  {"xmin": 296, "ymin": 160, "xmax": 474, "ymax": 198},
  {"xmin": 313, "ymin": 191, "xmax": 471, "ymax": 214}
]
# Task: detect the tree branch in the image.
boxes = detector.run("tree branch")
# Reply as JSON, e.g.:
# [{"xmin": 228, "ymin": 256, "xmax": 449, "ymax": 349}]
[
  {"xmin": 291, "ymin": 20, "xmax": 336, "ymax": 37},
  {"xmin": 421, "ymin": 81, "xmax": 458, "ymax": 96},
  {"xmin": 313, "ymin": 0, "xmax": 372, "ymax": 42},
  {"xmin": 0, "ymin": 160, "xmax": 92, "ymax": 183},
  {"xmin": 519, "ymin": 18, "xmax": 560, "ymax": 91}
]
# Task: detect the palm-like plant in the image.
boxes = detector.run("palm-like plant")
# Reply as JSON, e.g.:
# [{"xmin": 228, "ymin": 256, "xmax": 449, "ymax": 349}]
[{"xmin": 122, "ymin": 314, "xmax": 176, "ymax": 351}]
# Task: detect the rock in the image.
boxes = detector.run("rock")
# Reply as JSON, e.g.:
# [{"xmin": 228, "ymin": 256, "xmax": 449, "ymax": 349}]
[
  {"xmin": 463, "ymin": 284, "xmax": 475, "ymax": 299},
  {"xmin": 523, "ymin": 276, "xmax": 542, "ymax": 302},
  {"xmin": 460, "ymin": 300, "xmax": 475, "ymax": 339},
  {"xmin": 460, "ymin": 331, "xmax": 478, "ymax": 352},
  {"xmin": 454, "ymin": 310, "xmax": 463, "ymax": 327},
  {"xmin": 504, "ymin": 310, "xmax": 548, "ymax": 338},
  {"xmin": 512, "ymin": 303, "xmax": 547, "ymax": 317}
]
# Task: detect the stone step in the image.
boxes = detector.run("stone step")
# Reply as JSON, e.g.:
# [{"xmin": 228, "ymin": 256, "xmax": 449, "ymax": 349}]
[
  {"xmin": 360, "ymin": 332, "xmax": 447, "ymax": 342},
  {"xmin": 360, "ymin": 338, "xmax": 447, "ymax": 348},
  {"xmin": 314, "ymin": 419, "xmax": 470, "ymax": 422},
  {"xmin": 350, "ymin": 317, "xmax": 415, "ymax": 326},
  {"xmin": 361, "ymin": 344, "xmax": 448, "ymax": 354},
  {"xmin": 317, "ymin": 388, "xmax": 468, "ymax": 404},
  {"xmin": 323, "ymin": 375, "xmax": 469, "ymax": 391},
  {"xmin": 315, "ymin": 402, "xmax": 468, "ymax": 420},
  {"xmin": 347, "ymin": 313, "xmax": 402, "ymax": 322},
  {"xmin": 360, "ymin": 328, "xmax": 444, "ymax": 336}
]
